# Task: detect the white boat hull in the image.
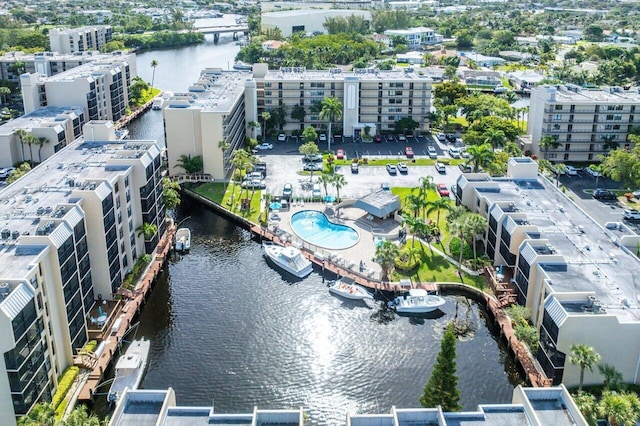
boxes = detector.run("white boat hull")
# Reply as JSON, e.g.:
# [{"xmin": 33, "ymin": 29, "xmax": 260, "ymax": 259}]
[
  {"xmin": 262, "ymin": 242, "xmax": 312, "ymax": 278},
  {"xmin": 328, "ymin": 278, "xmax": 372, "ymax": 300},
  {"xmin": 108, "ymin": 338, "xmax": 151, "ymax": 404},
  {"xmin": 391, "ymin": 293, "xmax": 446, "ymax": 314},
  {"xmin": 175, "ymin": 228, "xmax": 191, "ymax": 253}
]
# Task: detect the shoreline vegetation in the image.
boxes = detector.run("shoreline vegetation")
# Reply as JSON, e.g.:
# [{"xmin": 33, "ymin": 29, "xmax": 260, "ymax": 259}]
[{"xmin": 116, "ymin": 31, "xmax": 205, "ymax": 51}]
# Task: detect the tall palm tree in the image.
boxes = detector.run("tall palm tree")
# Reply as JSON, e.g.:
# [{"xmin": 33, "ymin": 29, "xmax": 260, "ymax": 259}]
[
  {"xmin": 402, "ymin": 215, "xmax": 425, "ymax": 247},
  {"xmin": 465, "ymin": 213, "xmax": 487, "ymax": 266},
  {"xmin": 218, "ymin": 139, "xmax": 231, "ymax": 178},
  {"xmin": 260, "ymin": 111, "xmax": 271, "ymax": 140},
  {"xmin": 539, "ymin": 135, "xmax": 560, "ymax": 160},
  {"xmin": 484, "ymin": 129, "xmax": 507, "ymax": 148},
  {"xmin": 319, "ymin": 97, "xmax": 343, "ymax": 151},
  {"xmin": 426, "ymin": 197, "xmax": 453, "ymax": 228},
  {"xmin": 465, "ymin": 143, "xmax": 494, "ymax": 172},
  {"xmin": 150, "ymin": 59, "xmax": 159, "ymax": 88},
  {"xmin": 416, "ymin": 175, "xmax": 435, "ymax": 199},
  {"xmin": 449, "ymin": 214, "xmax": 470, "ymax": 277},
  {"xmin": 14, "ymin": 129, "xmax": 28, "ymax": 162},
  {"xmin": 374, "ymin": 239, "xmax": 400, "ymax": 281},
  {"xmin": 24, "ymin": 134, "xmax": 37, "ymax": 163},
  {"xmin": 569, "ymin": 344, "xmax": 600, "ymax": 392},
  {"xmin": 247, "ymin": 120, "xmax": 259, "ymax": 138},
  {"xmin": 318, "ymin": 174, "xmax": 332, "ymax": 198},
  {"xmin": 405, "ymin": 193, "xmax": 426, "ymax": 218},
  {"xmin": 35, "ymin": 137, "xmax": 49, "ymax": 163},
  {"xmin": 331, "ymin": 174, "xmax": 347, "ymax": 202}
]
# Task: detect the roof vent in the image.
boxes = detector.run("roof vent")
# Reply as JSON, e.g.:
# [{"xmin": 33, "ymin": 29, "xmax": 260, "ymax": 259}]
[
  {"xmin": 1, "ymin": 229, "xmax": 10, "ymax": 239},
  {"xmin": 11, "ymin": 230, "xmax": 20, "ymax": 240},
  {"xmin": 0, "ymin": 282, "xmax": 10, "ymax": 298}
]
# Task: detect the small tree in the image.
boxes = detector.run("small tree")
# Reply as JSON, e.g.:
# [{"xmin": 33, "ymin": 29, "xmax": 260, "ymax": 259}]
[
  {"xmin": 420, "ymin": 323, "xmax": 462, "ymax": 411},
  {"xmin": 569, "ymin": 344, "xmax": 600, "ymax": 392},
  {"xmin": 374, "ymin": 239, "xmax": 400, "ymax": 281},
  {"xmin": 162, "ymin": 177, "xmax": 181, "ymax": 211},
  {"xmin": 302, "ymin": 126, "xmax": 318, "ymax": 144},
  {"xmin": 135, "ymin": 222, "xmax": 158, "ymax": 240},
  {"xmin": 299, "ymin": 140, "xmax": 320, "ymax": 180},
  {"xmin": 35, "ymin": 136, "xmax": 50, "ymax": 163}
]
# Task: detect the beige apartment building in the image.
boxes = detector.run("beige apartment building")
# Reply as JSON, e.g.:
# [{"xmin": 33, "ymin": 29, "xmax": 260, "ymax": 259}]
[
  {"xmin": 48, "ymin": 26, "xmax": 113, "ymax": 54},
  {"xmin": 0, "ymin": 106, "xmax": 85, "ymax": 168},
  {"xmin": 21, "ymin": 53, "xmax": 136, "ymax": 123},
  {"xmin": 0, "ymin": 121, "xmax": 165, "ymax": 424},
  {"xmin": 456, "ymin": 158, "xmax": 640, "ymax": 388},
  {"xmin": 528, "ymin": 84, "xmax": 640, "ymax": 162}
]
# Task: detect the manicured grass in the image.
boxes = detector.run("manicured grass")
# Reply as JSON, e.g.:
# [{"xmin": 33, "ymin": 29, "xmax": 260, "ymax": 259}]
[
  {"xmin": 393, "ymin": 240, "xmax": 486, "ymax": 289},
  {"xmin": 500, "ymin": 77, "xmax": 513, "ymax": 89},
  {"xmin": 194, "ymin": 182, "xmax": 262, "ymax": 223},
  {"xmin": 391, "ymin": 186, "xmax": 454, "ymax": 241}
]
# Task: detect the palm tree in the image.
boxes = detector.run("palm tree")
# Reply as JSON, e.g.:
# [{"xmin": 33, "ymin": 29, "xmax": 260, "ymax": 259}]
[
  {"xmin": 24, "ymin": 134, "xmax": 37, "ymax": 163},
  {"xmin": 63, "ymin": 404, "xmax": 104, "ymax": 426},
  {"xmin": 374, "ymin": 239, "xmax": 400, "ymax": 281},
  {"xmin": 318, "ymin": 174, "xmax": 332, "ymax": 198},
  {"xmin": 598, "ymin": 391, "xmax": 640, "ymax": 426},
  {"xmin": 247, "ymin": 120, "xmax": 259, "ymax": 138},
  {"xmin": 465, "ymin": 213, "xmax": 487, "ymax": 267},
  {"xmin": 135, "ymin": 222, "xmax": 158, "ymax": 240},
  {"xmin": 162, "ymin": 177, "xmax": 181, "ymax": 211},
  {"xmin": 35, "ymin": 137, "xmax": 49, "ymax": 163},
  {"xmin": 426, "ymin": 197, "xmax": 453, "ymax": 228},
  {"xmin": 14, "ymin": 129, "xmax": 28, "ymax": 162},
  {"xmin": 405, "ymin": 193, "xmax": 426, "ymax": 218},
  {"xmin": 17, "ymin": 402, "xmax": 55, "ymax": 426},
  {"xmin": 218, "ymin": 139, "xmax": 231, "ymax": 178},
  {"xmin": 448, "ymin": 214, "xmax": 469, "ymax": 277},
  {"xmin": 598, "ymin": 363, "xmax": 623, "ymax": 390},
  {"xmin": 150, "ymin": 59, "xmax": 159, "ymax": 88},
  {"xmin": 569, "ymin": 344, "xmax": 600, "ymax": 392},
  {"xmin": 319, "ymin": 97, "xmax": 343, "ymax": 151},
  {"xmin": 0, "ymin": 86, "xmax": 10, "ymax": 105},
  {"xmin": 402, "ymin": 215, "xmax": 425, "ymax": 247},
  {"xmin": 465, "ymin": 143, "xmax": 494, "ymax": 172},
  {"xmin": 484, "ymin": 128, "xmax": 507, "ymax": 148},
  {"xmin": 332, "ymin": 174, "xmax": 347, "ymax": 202},
  {"xmin": 174, "ymin": 154, "xmax": 203, "ymax": 174},
  {"xmin": 416, "ymin": 175, "xmax": 435, "ymax": 199},
  {"xmin": 261, "ymin": 111, "xmax": 271, "ymax": 140},
  {"xmin": 539, "ymin": 135, "xmax": 560, "ymax": 160}
]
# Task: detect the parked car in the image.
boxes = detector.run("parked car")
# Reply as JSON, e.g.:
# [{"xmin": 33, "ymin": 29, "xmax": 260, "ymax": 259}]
[
  {"xmin": 386, "ymin": 134, "xmax": 395, "ymax": 141},
  {"xmin": 459, "ymin": 163, "xmax": 473, "ymax": 173},
  {"xmin": 380, "ymin": 182, "xmax": 391, "ymax": 191},
  {"xmin": 397, "ymin": 162, "xmax": 408, "ymax": 173},
  {"xmin": 565, "ymin": 165, "xmax": 579, "ymax": 176},
  {"xmin": 405, "ymin": 146, "xmax": 414, "ymax": 158},
  {"xmin": 303, "ymin": 162, "xmax": 324, "ymax": 171},
  {"xmin": 445, "ymin": 134, "xmax": 456, "ymax": 143},
  {"xmin": 633, "ymin": 190, "xmax": 640, "ymax": 199},
  {"xmin": 449, "ymin": 147, "xmax": 461, "ymax": 158},
  {"xmin": 253, "ymin": 162, "xmax": 267, "ymax": 177},
  {"xmin": 593, "ymin": 189, "xmax": 616, "ymax": 200},
  {"xmin": 312, "ymin": 183, "xmax": 322, "ymax": 198},
  {"xmin": 336, "ymin": 149, "xmax": 345, "ymax": 159},
  {"xmin": 241, "ymin": 179, "xmax": 266, "ymax": 189},
  {"xmin": 319, "ymin": 134, "xmax": 327, "ymax": 142},
  {"xmin": 437, "ymin": 132, "xmax": 446, "ymax": 142},
  {"xmin": 374, "ymin": 134, "xmax": 383, "ymax": 143},
  {"xmin": 257, "ymin": 142, "xmax": 273, "ymax": 150},
  {"xmin": 277, "ymin": 133, "xmax": 287, "ymax": 142},
  {"xmin": 302, "ymin": 154, "xmax": 323, "ymax": 163},
  {"xmin": 584, "ymin": 167, "xmax": 602, "ymax": 177},
  {"xmin": 397, "ymin": 134, "xmax": 407, "ymax": 142},
  {"xmin": 0, "ymin": 167, "xmax": 15, "ymax": 180},
  {"xmin": 437, "ymin": 183, "xmax": 450, "ymax": 197},
  {"xmin": 461, "ymin": 148, "xmax": 471, "ymax": 159},
  {"xmin": 427, "ymin": 146, "xmax": 438, "ymax": 159},
  {"xmin": 386, "ymin": 163, "xmax": 397, "ymax": 175},
  {"xmin": 282, "ymin": 183, "xmax": 293, "ymax": 199},
  {"xmin": 351, "ymin": 162, "xmax": 359, "ymax": 173},
  {"xmin": 623, "ymin": 209, "xmax": 640, "ymax": 220},
  {"xmin": 435, "ymin": 162, "xmax": 446, "ymax": 174}
]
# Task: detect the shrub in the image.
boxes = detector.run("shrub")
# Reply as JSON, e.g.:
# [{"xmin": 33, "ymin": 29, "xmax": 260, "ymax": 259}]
[
  {"xmin": 394, "ymin": 251, "xmax": 420, "ymax": 272},
  {"xmin": 505, "ymin": 305, "xmax": 531, "ymax": 325},
  {"xmin": 81, "ymin": 340, "xmax": 98, "ymax": 355},
  {"xmin": 514, "ymin": 324, "xmax": 539, "ymax": 351},
  {"xmin": 52, "ymin": 366, "xmax": 80, "ymax": 409},
  {"xmin": 448, "ymin": 237, "xmax": 473, "ymax": 260}
]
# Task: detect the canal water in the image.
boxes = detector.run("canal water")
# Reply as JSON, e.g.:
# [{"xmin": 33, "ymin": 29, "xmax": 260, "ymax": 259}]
[{"xmin": 104, "ymin": 36, "xmax": 524, "ymax": 424}]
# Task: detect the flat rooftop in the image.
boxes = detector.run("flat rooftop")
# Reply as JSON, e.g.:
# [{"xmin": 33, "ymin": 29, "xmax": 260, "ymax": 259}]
[
  {"xmin": 264, "ymin": 68, "xmax": 432, "ymax": 82},
  {"xmin": 42, "ymin": 55, "xmax": 131, "ymax": 82},
  {"xmin": 165, "ymin": 69, "xmax": 250, "ymax": 114},
  {"xmin": 0, "ymin": 106, "xmax": 83, "ymax": 136},
  {"xmin": 475, "ymin": 176, "xmax": 640, "ymax": 322},
  {"xmin": 547, "ymin": 85, "xmax": 640, "ymax": 103}
]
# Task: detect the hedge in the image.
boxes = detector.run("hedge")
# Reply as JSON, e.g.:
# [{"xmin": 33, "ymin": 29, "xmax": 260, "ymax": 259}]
[{"xmin": 52, "ymin": 366, "xmax": 79, "ymax": 409}]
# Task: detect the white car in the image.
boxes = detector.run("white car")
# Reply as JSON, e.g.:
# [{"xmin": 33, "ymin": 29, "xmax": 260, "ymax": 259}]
[
  {"xmin": 396, "ymin": 162, "xmax": 408, "ymax": 173},
  {"xmin": 397, "ymin": 134, "xmax": 407, "ymax": 142},
  {"xmin": 623, "ymin": 209, "xmax": 640, "ymax": 221},
  {"xmin": 277, "ymin": 133, "xmax": 286, "ymax": 142},
  {"xmin": 449, "ymin": 147, "xmax": 461, "ymax": 158},
  {"xmin": 584, "ymin": 167, "xmax": 602, "ymax": 177},
  {"xmin": 427, "ymin": 146, "xmax": 438, "ymax": 159},
  {"xmin": 565, "ymin": 165, "xmax": 579, "ymax": 176},
  {"xmin": 319, "ymin": 134, "xmax": 327, "ymax": 142},
  {"xmin": 256, "ymin": 143, "xmax": 273, "ymax": 150}
]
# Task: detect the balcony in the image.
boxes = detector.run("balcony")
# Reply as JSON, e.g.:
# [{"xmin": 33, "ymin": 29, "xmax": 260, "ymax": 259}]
[
  {"xmin": 87, "ymin": 299, "xmax": 124, "ymax": 341},
  {"xmin": 486, "ymin": 266, "xmax": 517, "ymax": 307}
]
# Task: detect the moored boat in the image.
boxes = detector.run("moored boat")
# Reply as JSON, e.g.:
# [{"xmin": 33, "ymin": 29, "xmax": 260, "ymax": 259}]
[
  {"xmin": 233, "ymin": 61, "xmax": 253, "ymax": 71},
  {"xmin": 175, "ymin": 228, "xmax": 191, "ymax": 253},
  {"xmin": 328, "ymin": 277, "xmax": 372, "ymax": 300},
  {"xmin": 262, "ymin": 241, "xmax": 312, "ymax": 278},
  {"xmin": 107, "ymin": 338, "xmax": 151, "ymax": 404},
  {"xmin": 389, "ymin": 289, "xmax": 445, "ymax": 314}
]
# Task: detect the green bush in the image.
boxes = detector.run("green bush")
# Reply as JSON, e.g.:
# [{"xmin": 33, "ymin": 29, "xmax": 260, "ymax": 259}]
[
  {"xmin": 448, "ymin": 237, "xmax": 473, "ymax": 260},
  {"xmin": 52, "ymin": 366, "xmax": 80, "ymax": 409},
  {"xmin": 81, "ymin": 340, "xmax": 98, "ymax": 355},
  {"xmin": 505, "ymin": 305, "xmax": 531, "ymax": 326},
  {"xmin": 514, "ymin": 324, "xmax": 539, "ymax": 351},
  {"xmin": 394, "ymin": 251, "xmax": 420, "ymax": 272}
]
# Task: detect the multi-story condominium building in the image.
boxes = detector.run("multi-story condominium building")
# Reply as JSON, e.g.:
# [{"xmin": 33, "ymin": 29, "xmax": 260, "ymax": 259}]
[
  {"xmin": 109, "ymin": 385, "xmax": 586, "ymax": 426},
  {"xmin": 163, "ymin": 66, "xmax": 432, "ymax": 179},
  {"xmin": 528, "ymin": 84, "xmax": 640, "ymax": 162},
  {"xmin": 20, "ymin": 53, "xmax": 136, "ymax": 123},
  {"xmin": 48, "ymin": 26, "xmax": 113, "ymax": 54},
  {"xmin": 163, "ymin": 68, "xmax": 256, "ymax": 180},
  {"xmin": 0, "ymin": 106, "xmax": 85, "ymax": 168},
  {"xmin": 0, "ymin": 121, "xmax": 165, "ymax": 424},
  {"xmin": 384, "ymin": 27, "xmax": 443, "ymax": 47},
  {"xmin": 0, "ymin": 51, "xmax": 135, "ymax": 83},
  {"xmin": 255, "ymin": 64, "xmax": 432, "ymax": 136},
  {"xmin": 455, "ymin": 158, "xmax": 640, "ymax": 387}
]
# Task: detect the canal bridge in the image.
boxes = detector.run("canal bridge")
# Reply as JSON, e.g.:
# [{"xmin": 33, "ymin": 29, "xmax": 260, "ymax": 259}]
[{"xmin": 195, "ymin": 24, "xmax": 250, "ymax": 43}]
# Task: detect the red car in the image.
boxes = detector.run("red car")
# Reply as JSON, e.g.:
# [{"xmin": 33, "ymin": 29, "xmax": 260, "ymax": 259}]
[
  {"xmin": 336, "ymin": 149, "xmax": 345, "ymax": 159},
  {"xmin": 405, "ymin": 146, "xmax": 414, "ymax": 158},
  {"xmin": 437, "ymin": 183, "xmax": 450, "ymax": 197}
]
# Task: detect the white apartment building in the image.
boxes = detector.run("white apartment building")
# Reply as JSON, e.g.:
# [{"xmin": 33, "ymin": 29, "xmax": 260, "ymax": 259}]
[
  {"xmin": 109, "ymin": 385, "xmax": 586, "ymax": 426},
  {"xmin": 261, "ymin": 9, "xmax": 372, "ymax": 37},
  {"xmin": 0, "ymin": 121, "xmax": 165, "ymax": 424},
  {"xmin": 256, "ymin": 65, "xmax": 432, "ymax": 136},
  {"xmin": 48, "ymin": 26, "xmax": 113, "ymax": 54},
  {"xmin": 163, "ymin": 68, "xmax": 256, "ymax": 180},
  {"xmin": 384, "ymin": 27, "xmax": 443, "ymax": 47},
  {"xmin": 20, "ymin": 53, "xmax": 136, "ymax": 123},
  {"xmin": 528, "ymin": 84, "xmax": 640, "ymax": 162},
  {"xmin": 0, "ymin": 106, "xmax": 85, "ymax": 168},
  {"xmin": 456, "ymin": 158, "xmax": 640, "ymax": 387}
]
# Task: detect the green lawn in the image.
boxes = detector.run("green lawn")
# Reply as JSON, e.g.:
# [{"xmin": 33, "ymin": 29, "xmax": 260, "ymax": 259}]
[{"xmin": 193, "ymin": 182, "xmax": 262, "ymax": 223}]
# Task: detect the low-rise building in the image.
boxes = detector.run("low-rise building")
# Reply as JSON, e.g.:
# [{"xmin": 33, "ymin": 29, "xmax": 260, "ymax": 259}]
[
  {"xmin": 456, "ymin": 157, "xmax": 640, "ymax": 387},
  {"xmin": 48, "ymin": 25, "xmax": 113, "ymax": 54},
  {"xmin": 460, "ymin": 70, "xmax": 501, "ymax": 88},
  {"xmin": 527, "ymin": 84, "xmax": 640, "ymax": 162},
  {"xmin": 0, "ymin": 121, "xmax": 165, "ymax": 424},
  {"xmin": 459, "ymin": 52, "xmax": 506, "ymax": 68},
  {"xmin": 507, "ymin": 70, "xmax": 545, "ymax": 92},
  {"xmin": 21, "ymin": 52, "xmax": 136, "ymax": 123},
  {"xmin": 384, "ymin": 27, "xmax": 443, "ymax": 47},
  {"xmin": 261, "ymin": 9, "xmax": 372, "ymax": 37},
  {"xmin": 0, "ymin": 106, "xmax": 85, "ymax": 168}
]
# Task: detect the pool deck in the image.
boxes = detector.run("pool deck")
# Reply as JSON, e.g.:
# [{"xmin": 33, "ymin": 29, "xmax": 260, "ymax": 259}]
[{"xmin": 252, "ymin": 201, "xmax": 437, "ymax": 293}]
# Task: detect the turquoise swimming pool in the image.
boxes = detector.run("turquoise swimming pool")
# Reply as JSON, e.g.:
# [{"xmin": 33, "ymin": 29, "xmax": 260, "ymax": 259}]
[{"xmin": 290, "ymin": 210, "xmax": 359, "ymax": 250}]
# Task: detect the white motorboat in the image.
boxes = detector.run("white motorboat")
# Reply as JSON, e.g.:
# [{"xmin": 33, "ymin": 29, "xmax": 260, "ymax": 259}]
[
  {"xmin": 389, "ymin": 289, "xmax": 446, "ymax": 314},
  {"xmin": 107, "ymin": 338, "xmax": 151, "ymax": 404},
  {"xmin": 233, "ymin": 61, "xmax": 253, "ymax": 71},
  {"xmin": 328, "ymin": 277, "xmax": 372, "ymax": 300},
  {"xmin": 262, "ymin": 242, "xmax": 312, "ymax": 278},
  {"xmin": 175, "ymin": 228, "xmax": 191, "ymax": 253}
]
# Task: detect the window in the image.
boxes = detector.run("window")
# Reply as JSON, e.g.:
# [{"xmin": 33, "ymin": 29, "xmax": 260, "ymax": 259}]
[
  {"xmin": 614, "ymin": 115, "xmax": 622, "ymax": 121},
  {"xmin": 553, "ymin": 114, "xmax": 562, "ymax": 121},
  {"xmin": 554, "ymin": 105, "xmax": 563, "ymax": 111}
]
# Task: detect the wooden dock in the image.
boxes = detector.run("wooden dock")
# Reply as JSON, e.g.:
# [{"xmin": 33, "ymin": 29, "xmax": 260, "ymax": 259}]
[{"xmin": 76, "ymin": 226, "xmax": 175, "ymax": 402}]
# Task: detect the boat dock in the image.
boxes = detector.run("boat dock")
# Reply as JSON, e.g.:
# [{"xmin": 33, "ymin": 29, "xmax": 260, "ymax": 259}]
[{"xmin": 75, "ymin": 226, "xmax": 175, "ymax": 402}]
